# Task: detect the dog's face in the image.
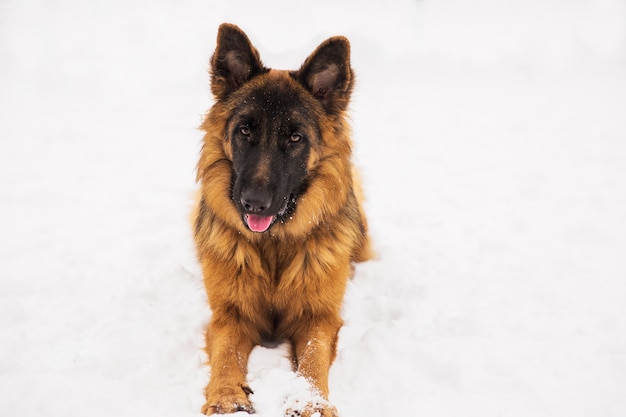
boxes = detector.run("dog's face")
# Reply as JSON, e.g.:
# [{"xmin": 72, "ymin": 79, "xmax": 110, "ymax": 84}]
[
  {"xmin": 226, "ymin": 77, "xmax": 320, "ymax": 232},
  {"xmin": 209, "ymin": 24, "xmax": 353, "ymax": 233}
]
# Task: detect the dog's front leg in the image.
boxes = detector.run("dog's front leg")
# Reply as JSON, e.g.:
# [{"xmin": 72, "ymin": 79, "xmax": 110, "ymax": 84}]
[
  {"xmin": 202, "ymin": 317, "xmax": 255, "ymax": 415},
  {"xmin": 289, "ymin": 317, "xmax": 342, "ymax": 417}
]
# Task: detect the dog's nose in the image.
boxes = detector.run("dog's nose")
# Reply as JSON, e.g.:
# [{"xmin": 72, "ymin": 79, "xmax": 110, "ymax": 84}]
[{"xmin": 240, "ymin": 188, "xmax": 272, "ymax": 214}]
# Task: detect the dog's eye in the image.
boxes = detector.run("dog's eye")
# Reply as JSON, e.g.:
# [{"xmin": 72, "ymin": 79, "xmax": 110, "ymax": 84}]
[
  {"xmin": 239, "ymin": 126, "xmax": 251, "ymax": 136},
  {"xmin": 289, "ymin": 133, "xmax": 303, "ymax": 143}
]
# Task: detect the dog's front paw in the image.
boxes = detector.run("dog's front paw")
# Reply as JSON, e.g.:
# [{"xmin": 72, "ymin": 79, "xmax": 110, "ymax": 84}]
[
  {"xmin": 201, "ymin": 385, "xmax": 254, "ymax": 415},
  {"xmin": 285, "ymin": 399, "xmax": 338, "ymax": 417}
]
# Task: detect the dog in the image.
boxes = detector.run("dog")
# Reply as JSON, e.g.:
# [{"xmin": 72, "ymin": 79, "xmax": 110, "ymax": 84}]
[{"xmin": 192, "ymin": 23, "xmax": 372, "ymax": 417}]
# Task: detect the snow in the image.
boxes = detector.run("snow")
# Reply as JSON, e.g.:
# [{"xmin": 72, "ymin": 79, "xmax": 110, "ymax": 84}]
[{"xmin": 1, "ymin": 1, "xmax": 625, "ymax": 416}]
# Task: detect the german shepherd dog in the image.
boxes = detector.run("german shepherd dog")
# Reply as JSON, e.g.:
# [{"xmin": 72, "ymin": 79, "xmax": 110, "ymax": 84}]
[{"xmin": 193, "ymin": 23, "xmax": 372, "ymax": 417}]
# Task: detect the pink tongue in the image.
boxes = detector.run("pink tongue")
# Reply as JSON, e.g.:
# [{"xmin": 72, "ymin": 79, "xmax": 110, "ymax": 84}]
[{"xmin": 246, "ymin": 214, "xmax": 274, "ymax": 232}]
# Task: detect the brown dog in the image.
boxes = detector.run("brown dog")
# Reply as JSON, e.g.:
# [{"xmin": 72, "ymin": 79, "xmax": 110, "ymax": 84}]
[{"xmin": 192, "ymin": 23, "xmax": 372, "ymax": 417}]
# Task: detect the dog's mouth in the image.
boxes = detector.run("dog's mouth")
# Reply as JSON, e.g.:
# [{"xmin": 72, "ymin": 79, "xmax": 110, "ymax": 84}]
[
  {"xmin": 242, "ymin": 194, "xmax": 296, "ymax": 233},
  {"xmin": 244, "ymin": 214, "xmax": 275, "ymax": 233}
]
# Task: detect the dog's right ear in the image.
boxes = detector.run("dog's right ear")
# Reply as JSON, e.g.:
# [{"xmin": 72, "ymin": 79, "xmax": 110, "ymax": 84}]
[
  {"xmin": 294, "ymin": 36, "xmax": 353, "ymax": 114},
  {"xmin": 210, "ymin": 23, "xmax": 265, "ymax": 100}
]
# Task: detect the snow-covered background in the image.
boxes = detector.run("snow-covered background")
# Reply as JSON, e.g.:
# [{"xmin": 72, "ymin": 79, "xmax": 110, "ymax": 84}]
[{"xmin": 1, "ymin": 1, "xmax": 625, "ymax": 416}]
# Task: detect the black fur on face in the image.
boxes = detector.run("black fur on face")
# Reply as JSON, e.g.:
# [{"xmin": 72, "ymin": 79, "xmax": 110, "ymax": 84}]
[{"xmin": 226, "ymin": 80, "xmax": 321, "ymax": 230}]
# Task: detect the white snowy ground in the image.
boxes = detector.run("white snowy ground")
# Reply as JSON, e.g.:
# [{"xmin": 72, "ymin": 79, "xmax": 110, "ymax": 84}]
[{"xmin": 1, "ymin": 1, "xmax": 625, "ymax": 416}]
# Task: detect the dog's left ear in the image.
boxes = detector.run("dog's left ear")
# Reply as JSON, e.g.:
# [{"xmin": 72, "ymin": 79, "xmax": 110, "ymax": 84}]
[
  {"xmin": 294, "ymin": 36, "xmax": 354, "ymax": 114},
  {"xmin": 210, "ymin": 23, "xmax": 265, "ymax": 101}
]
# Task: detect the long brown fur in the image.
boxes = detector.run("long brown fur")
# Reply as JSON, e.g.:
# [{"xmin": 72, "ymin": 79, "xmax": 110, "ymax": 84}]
[{"xmin": 192, "ymin": 23, "xmax": 372, "ymax": 417}]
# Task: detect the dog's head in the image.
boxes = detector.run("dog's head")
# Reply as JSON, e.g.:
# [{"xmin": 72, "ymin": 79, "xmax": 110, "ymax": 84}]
[{"xmin": 209, "ymin": 23, "xmax": 354, "ymax": 233}]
